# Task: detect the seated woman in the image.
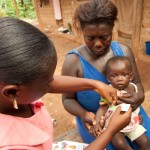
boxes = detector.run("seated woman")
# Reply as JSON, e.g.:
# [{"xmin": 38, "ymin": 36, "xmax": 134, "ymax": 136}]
[{"xmin": 61, "ymin": 0, "xmax": 150, "ymax": 149}]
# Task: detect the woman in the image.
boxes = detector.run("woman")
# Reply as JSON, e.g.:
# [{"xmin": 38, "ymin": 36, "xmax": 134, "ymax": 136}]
[{"xmin": 61, "ymin": 0, "xmax": 150, "ymax": 149}]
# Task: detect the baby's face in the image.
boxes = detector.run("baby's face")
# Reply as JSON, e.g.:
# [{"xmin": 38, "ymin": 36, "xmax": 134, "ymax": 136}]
[{"xmin": 107, "ymin": 60, "xmax": 132, "ymax": 90}]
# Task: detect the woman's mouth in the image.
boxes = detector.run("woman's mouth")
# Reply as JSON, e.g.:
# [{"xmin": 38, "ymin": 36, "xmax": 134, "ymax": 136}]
[{"xmin": 94, "ymin": 49, "xmax": 105, "ymax": 54}]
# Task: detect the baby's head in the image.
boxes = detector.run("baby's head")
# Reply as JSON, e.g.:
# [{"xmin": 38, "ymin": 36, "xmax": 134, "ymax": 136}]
[
  {"xmin": 0, "ymin": 17, "xmax": 57, "ymax": 105},
  {"xmin": 105, "ymin": 56, "xmax": 132, "ymax": 90}
]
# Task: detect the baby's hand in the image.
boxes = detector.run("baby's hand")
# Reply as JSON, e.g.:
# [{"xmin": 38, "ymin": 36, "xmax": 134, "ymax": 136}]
[
  {"xmin": 117, "ymin": 90, "xmax": 127, "ymax": 97},
  {"xmin": 117, "ymin": 90, "xmax": 127, "ymax": 105}
]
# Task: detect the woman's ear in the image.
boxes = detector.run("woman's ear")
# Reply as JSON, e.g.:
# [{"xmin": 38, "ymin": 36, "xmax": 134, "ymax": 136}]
[{"xmin": 1, "ymin": 85, "xmax": 19, "ymax": 100}]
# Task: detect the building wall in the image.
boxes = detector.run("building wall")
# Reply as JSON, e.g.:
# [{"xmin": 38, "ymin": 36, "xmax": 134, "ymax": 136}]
[
  {"xmin": 140, "ymin": 0, "xmax": 150, "ymax": 47},
  {"xmin": 136, "ymin": 0, "xmax": 150, "ymax": 62},
  {"xmin": 33, "ymin": 0, "xmax": 56, "ymax": 26},
  {"xmin": 60, "ymin": 0, "xmax": 76, "ymax": 26},
  {"xmin": 33, "ymin": 0, "xmax": 87, "ymax": 27}
]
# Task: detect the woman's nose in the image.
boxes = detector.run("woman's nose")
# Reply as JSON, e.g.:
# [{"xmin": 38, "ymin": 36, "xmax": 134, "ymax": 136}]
[{"xmin": 94, "ymin": 39, "xmax": 102, "ymax": 48}]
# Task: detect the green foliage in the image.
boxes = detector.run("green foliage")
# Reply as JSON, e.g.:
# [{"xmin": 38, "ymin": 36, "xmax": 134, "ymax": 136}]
[
  {"xmin": 0, "ymin": 9, "xmax": 7, "ymax": 17},
  {"xmin": 0, "ymin": 0, "xmax": 36, "ymax": 19}
]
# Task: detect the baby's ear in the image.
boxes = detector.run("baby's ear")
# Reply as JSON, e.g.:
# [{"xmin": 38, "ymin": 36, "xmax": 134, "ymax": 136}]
[
  {"xmin": 130, "ymin": 72, "xmax": 133, "ymax": 81},
  {"xmin": 106, "ymin": 76, "xmax": 110, "ymax": 83}
]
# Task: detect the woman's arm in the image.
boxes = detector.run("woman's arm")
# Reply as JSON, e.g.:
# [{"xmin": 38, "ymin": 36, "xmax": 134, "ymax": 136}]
[
  {"xmin": 119, "ymin": 44, "xmax": 144, "ymax": 110},
  {"xmin": 48, "ymin": 75, "xmax": 117, "ymax": 129},
  {"xmin": 85, "ymin": 106, "xmax": 132, "ymax": 150},
  {"xmin": 49, "ymin": 76, "xmax": 117, "ymax": 104},
  {"xmin": 48, "ymin": 75, "xmax": 117, "ymax": 108},
  {"xmin": 60, "ymin": 54, "xmax": 93, "ymax": 127}
]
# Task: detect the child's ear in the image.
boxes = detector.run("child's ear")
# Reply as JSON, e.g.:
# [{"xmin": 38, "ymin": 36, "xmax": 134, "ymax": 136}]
[
  {"xmin": 130, "ymin": 72, "xmax": 133, "ymax": 81},
  {"xmin": 106, "ymin": 76, "xmax": 110, "ymax": 83},
  {"xmin": 1, "ymin": 85, "xmax": 19, "ymax": 100}
]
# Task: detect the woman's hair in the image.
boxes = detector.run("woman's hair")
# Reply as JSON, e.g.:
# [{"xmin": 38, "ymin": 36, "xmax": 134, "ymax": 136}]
[
  {"xmin": 73, "ymin": 0, "xmax": 118, "ymax": 32},
  {"xmin": 0, "ymin": 17, "xmax": 57, "ymax": 84}
]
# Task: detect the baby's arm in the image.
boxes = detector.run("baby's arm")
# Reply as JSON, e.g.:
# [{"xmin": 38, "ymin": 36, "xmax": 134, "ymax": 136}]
[{"xmin": 90, "ymin": 105, "xmax": 108, "ymax": 137}]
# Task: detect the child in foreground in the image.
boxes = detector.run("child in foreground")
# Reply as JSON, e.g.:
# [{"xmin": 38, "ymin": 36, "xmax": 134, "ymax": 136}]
[
  {"xmin": 91, "ymin": 56, "xmax": 149, "ymax": 150},
  {"xmin": 0, "ymin": 17, "xmax": 131, "ymax": 150}
]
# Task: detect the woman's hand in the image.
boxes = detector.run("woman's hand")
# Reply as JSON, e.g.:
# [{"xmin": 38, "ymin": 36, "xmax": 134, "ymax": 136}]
[
  {"xmin": 85, "ymin": 107, "xmax": 132, "ymax": 150},
  {"xmin": 118, "ymin": 92, "xmax": 143, "ymax": 111},
  {"xmin": 107, "ymin": 106, "xmax": 132, "ymax": 134},
  {"xmin": 95, "ymin": 81, "xmax": 118, "ymax": 105},
  {"xmin": 89, "ymin": 116, "xmax": 105, "ymax": 137},
  {"xmin": 80, "ymin": 111, "xmax": 96, "ymax": 131}
]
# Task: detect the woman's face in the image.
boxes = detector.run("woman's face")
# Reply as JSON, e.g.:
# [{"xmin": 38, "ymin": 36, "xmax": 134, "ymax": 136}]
[
  {"xmin": 16, "ymin": 73, "xmax": 54, "ymax": 104},
  {"xmin": 82, "ymin": 23, "xmax": 113, "ymax": 56}
]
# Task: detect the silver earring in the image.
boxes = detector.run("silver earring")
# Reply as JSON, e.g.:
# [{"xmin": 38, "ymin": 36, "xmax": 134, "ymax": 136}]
[{"xmin": 13, "ymin": 99, "xmax": 18, "ymax": 109}]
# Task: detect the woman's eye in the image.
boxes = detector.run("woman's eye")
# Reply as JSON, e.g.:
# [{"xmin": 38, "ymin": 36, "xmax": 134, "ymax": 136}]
[
  {"xmin": 87, "ymin": 36, "xmax": 94, "ymax": 41},
  {"xmin": 102, "ymin": 36, "xmax": 108, "ymax": 40},
  {"xmin": 100, "ymin": 34, "xmax": 112, "ymax": 41}
]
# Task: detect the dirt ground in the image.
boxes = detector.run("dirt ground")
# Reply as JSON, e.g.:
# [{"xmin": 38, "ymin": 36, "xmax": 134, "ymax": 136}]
[{"xmin": 26, "ymin": 19, "xmax": 150, "ymax": 139}]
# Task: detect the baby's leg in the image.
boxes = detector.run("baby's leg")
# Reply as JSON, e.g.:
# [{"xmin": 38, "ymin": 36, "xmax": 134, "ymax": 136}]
[
  {"xmin": 134, "ymin": 133, "xmax": 149, "ymax": 150},
  {"xmin": 112, "ymin": 132, "xmax": 133, "ymax": 150}
]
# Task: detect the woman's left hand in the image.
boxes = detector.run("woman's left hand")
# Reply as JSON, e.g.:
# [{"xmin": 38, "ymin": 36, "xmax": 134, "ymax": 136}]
[
  {"xmin": 118, "ymin": 92, "xmax": 143, "ymax": 111},
  {"xmin": 81, "ymin": 111, "xmax": 96, "ymax": 131}
]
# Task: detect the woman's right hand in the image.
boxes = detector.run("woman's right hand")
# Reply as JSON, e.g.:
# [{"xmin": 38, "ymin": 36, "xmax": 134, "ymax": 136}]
[
  {"xmin": 107, "ymin": 106, "xmax": 132, "ymax": 134},
  {"xmin": 94, "ymin": 81, "xmax": 118, "ymax": 105},
  {"xmin": 81, "ymin": 111, "xmax": 96, "ymax": 131}
]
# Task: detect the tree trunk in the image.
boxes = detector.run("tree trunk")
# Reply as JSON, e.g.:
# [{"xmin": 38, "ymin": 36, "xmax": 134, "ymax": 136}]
[
  {"xmin": 13, "ymin": 0, "xmax": 19, "ymax": 18},
  {"xmin": 21, "ymin": 0, "xmax": 24, "ymax": 5}
]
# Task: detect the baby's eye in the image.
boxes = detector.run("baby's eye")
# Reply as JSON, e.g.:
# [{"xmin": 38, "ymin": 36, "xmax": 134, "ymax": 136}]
[
  {"xmin": 110, "ymin": 75, "xmax": 116, "ymax": 78},
  {"xmin": 123, "ymin": 74, "xmax": 128, "ymax": 77}
]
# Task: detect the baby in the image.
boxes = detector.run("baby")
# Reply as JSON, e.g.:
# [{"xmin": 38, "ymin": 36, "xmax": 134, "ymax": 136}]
[{"xmin": 91, "ymin": 56, "xmax": 149, "ymax": 150}]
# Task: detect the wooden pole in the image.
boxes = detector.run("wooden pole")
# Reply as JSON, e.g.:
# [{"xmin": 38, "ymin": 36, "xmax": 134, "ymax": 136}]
[{"xmin": 13, "ymin": 0, "xmax": 19, "ymax": 18}]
